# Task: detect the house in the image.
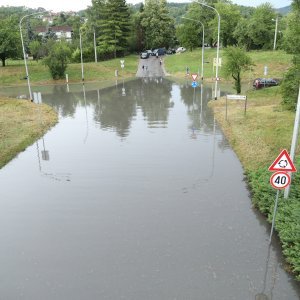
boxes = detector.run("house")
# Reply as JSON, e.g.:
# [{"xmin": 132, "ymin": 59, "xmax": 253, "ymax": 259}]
[{"xmin": 35, "ymin": 26, "xmax": 73, "ymax": 42}]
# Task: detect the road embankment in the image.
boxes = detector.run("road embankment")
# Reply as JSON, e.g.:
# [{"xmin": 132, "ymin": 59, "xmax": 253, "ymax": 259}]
[
  {"xmin": 0, "ymin": 97, "xmax": 58, "ymax": 169},
  {"xmin": 208, "ymin": 86, "xmax": 300, "ymax": 281}
]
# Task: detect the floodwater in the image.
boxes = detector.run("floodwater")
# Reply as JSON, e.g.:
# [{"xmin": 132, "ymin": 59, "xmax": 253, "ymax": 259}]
[{"xmin": 0, "ymin": 78, "xmax": 299, "ymax": 299}]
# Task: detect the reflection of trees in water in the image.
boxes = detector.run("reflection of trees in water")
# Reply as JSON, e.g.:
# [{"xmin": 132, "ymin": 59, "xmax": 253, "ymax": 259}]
[
  {"xmin": 180, "ymin": 83, "xmax": 215, "ymax": 134},
  {"xmin": 91, "ymin": 78, "xmax": 173, "ymax": 137},
  {"xmin": 92, "ymin": 84, "xmax": 137, "ymax": 138},
  {"xmin": 180, "ymin": 82, "xmax": 229, "ymax": 140},
  {"xmin": 136, "ymin": 78, "xmax": 173, "ymax": 127},
  {"xmin": 42, "ymin": 85, "xmax": 78, "ymax": 118}
]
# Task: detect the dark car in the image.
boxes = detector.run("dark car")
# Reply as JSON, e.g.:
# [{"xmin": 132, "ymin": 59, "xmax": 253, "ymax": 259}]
[
  {"xmin": 166, "ymin": 48, "xmax": 176, "ymax": 55},
  {"xmin": 253, "ymin": 78, "xmax": 279, "ymax": 89}
]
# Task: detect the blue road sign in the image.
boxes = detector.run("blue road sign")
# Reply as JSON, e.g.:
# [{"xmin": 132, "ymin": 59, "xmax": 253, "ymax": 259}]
[{"xmin": 191, "ymin": 81, "xmax": 198, "ymax": 88}]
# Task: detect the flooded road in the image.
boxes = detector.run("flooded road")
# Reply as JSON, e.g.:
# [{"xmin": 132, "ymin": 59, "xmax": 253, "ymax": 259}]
[{"xmin": 0, "ymin": 78, "xmax": 299, "ymax": 299}]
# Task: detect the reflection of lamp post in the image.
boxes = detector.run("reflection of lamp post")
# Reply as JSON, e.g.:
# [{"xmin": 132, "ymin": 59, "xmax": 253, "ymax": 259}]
[
  {"xmin": 197, "ymin": 1, "xmax": 220, "ymax": 99},
  {"xmin": 181, "ymin": 16, "xmax": 205, "ymax": 80},
  {"xmin": 19, "ymin": 12, "xmax": 48, "ymax": 100}
]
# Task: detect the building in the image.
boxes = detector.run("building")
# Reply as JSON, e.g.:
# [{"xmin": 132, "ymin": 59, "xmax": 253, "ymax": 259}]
[{"xmin": 35, "ymin": 26, "xmax": 73, "ymax": 42}]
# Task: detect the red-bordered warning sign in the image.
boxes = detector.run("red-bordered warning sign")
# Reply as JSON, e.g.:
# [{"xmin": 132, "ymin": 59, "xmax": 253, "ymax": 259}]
[
  {"xmin": 268, "ymin": 149, "xmax": 297, "ymax": 172},
  {"xmin": 270, "ymin": 171, "xmax": 291, "ymax": 189},
  {"xmin": 191, "ymin": 74, "xmax": 198, "ymax": 81}
]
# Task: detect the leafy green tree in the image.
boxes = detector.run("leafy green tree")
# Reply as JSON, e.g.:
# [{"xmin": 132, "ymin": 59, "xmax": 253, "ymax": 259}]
[
  {"xmin": 247, "ymin": 4, "xmax": 277, "ymax": 49},
  {"xmin": 223, "ymin": 46, "xmax": 253, "ymax": 94},
  {"xmin": 233, "ymin": 18, "xmax": 253, "ymax": 50},
  {"xmin": 141, "ymin": 0, "xmax": 175, "ymax": 49},
  {"xmin": 177, "ymin": 3, "xmax": 204, "ymax": 50},
  {"xmin": 87, "ymin": 0, "xmax": 130, "ymax": 58},
  {"xmin": 281, "ymin": 0, "xmax": 300, "ymax": 110},
  {"xmin": 212, "ymin": 3, "xmax": 241, "ymax": 47},
  {"xmin": 0, "ymin": 17, "xmax": 22, "ymax": 66},
  {"xmin": 29, "ymin": 40, "xmax": 44, "ymax": 61},
  {"xmin": 44, "ymin": 41, "xmax": 71, "ymax": 79}
]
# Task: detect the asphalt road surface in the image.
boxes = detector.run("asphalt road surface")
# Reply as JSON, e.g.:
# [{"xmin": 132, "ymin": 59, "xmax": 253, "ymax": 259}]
[{"xmin": 136, "ymin": 56, "xmax": 167, "ymax": 77}]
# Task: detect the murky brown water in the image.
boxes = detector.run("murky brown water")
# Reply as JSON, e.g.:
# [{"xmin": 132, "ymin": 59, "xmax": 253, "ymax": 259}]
[{"xmin": 0, "ymin": 78, "xmax": 299, "ymax": 299}]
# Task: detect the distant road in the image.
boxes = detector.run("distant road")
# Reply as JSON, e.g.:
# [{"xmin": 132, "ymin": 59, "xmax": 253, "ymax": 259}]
[{"xmin": 136, "ymin": 56, "xmax": 167, "ymax": 77}]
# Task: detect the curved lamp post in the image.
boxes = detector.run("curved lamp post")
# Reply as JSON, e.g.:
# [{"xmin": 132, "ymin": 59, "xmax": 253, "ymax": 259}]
[
  {"xmin": 20, "ymin": 12, "xmax": 44, "ymax": 100},
  {"xmin": 196, "ymin": 1, "xmax": 220, "ymax": 99},
  {"xmin": 181, "ymin": 16, "xmax": 205, "ymax": 80},
  {"xmin": 20, "ymin": 11, "xmax": 50, "ymax": 100}
]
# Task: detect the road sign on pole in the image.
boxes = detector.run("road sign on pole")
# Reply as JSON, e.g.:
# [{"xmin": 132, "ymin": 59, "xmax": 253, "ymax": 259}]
[
  {"xmin": 191, "ymin": 74, "xmax": 198, "ymax": 81},
  {"xmin": 191, "ymin": 81, "xmax": 198, "ymax": 88},
  {"xmin": 270, "ymin": 171, "xmax": 291, "ymax": 189},
  {"xmin": 268, "ymin": 149, "xmax": 297, "ymax": 172}
]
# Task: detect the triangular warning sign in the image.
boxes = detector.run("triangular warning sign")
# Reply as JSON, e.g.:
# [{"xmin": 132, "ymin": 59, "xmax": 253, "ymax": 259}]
[
  {"xmin": 191, "ymin": 74, "xmax": 198, "ymax": 81},
  {"xmin": 268, "ymin": 149, "xmax": 297, "ymax": 172}
]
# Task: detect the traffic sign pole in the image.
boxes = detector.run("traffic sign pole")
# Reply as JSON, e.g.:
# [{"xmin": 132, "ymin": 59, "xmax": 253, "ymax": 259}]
[{"xmin": 269, "ymin": 190, "xmax": 279, "ymax": 244}]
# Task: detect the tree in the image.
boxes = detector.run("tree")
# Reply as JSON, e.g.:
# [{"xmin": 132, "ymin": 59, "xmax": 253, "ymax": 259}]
[
  {"xmin": 0, "ymin": 17, "xmax": 22, "ymax": 66},
  {"xmin": 29, "ymin": 40, "xmax": 44, "ymax": 61},
  {"xmin": 44, "ymin": 41, "xmax": 71, "ymax": 79},
  {"xmin": 87, "ymin": 0, "xmax": 131, "ymax": 58},
  {"xmin": 213, "ymin": 3, "xmax": 241, "ymax": 47},
  {"xmin": 281, "ymin": 0, "xmax": 300, "ymax": 110},
  {"xmin": 247, "ymin": 4, "xmax": 276, "ymax": 50},
  {"xmin": 141, "ymin": 0, "xmax": 175, "ymax": 49},
  {"xmin": 223, "ymin": 46, "xmax": 253, "ymax": 94}
]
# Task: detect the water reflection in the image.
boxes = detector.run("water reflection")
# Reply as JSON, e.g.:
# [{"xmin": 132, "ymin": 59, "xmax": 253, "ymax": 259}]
[{"xmin": 0, "ymin": 78, "xmax": 300, "ymax": 299}]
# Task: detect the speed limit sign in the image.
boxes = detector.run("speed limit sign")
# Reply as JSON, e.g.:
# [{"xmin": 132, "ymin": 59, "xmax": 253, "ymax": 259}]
[{"xmin": 270, "ymin": 171, "xmax": 291, "ymax": 189}]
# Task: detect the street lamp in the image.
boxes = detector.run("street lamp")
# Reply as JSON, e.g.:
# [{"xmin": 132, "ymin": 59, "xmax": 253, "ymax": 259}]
[
  {"xmin": 181, "ymin": 16, "xmax": 205, "ymax": 80},
  {"xmin": 20, "ymin": 12, "xmax": 48, "ymax": 100},
  {"xmin": 272, "ymin": 16, "xmax": 279, "ymax": 50},
  {"xmin": 196, "ymin": 1, "xmax": 220, "ymax": 100},
  {"xmin": 79, "ymin": 28, "xmax": 84, "ymax": 82}
]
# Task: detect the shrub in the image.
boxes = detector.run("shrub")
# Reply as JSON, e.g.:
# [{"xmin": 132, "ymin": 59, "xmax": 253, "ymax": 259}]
[{"xmin": 44, "ymin": 41, "xmax": 71, "ymax": 79}]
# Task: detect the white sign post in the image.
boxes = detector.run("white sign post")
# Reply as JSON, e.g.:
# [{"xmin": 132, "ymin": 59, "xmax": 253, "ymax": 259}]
[{"xmin": 225, "ymin": 94, "xmax": 248, "ymax": 120}]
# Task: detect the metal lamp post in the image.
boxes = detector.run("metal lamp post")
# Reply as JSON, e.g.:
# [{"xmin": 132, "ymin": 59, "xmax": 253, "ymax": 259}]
[
  {"xmin": 272, "ymin": 16, "xmax": 279, "ymax": 51},
  {"xmin": 197, "ymin": 1, "xmax": 220, "ymax": 100},
  {"xmin": 181, "ymin": 16, "xmax": 205, "ymax": 80},
  {"xmin": 79, "ymin": 28, "xmax": 84, "ymax": 82},
  {"xmin": 20, "ymin": 12, "xmax": 48, "ymax": 100}
]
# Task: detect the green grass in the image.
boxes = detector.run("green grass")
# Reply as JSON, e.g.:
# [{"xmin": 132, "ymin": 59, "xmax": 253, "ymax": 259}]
[
  {"xmin": 164, "ymin": 48, "xmax": 293, "ymax": 81},
  {"xmin": 209, "ymin": 87, "xmax": 300, "ymax": 280},
  {"xmin": 1, "ymin": 54, "xmax": 139, "ymax": 86},
  {"xmin": 0, "ymin": 97, "xmax": 58, "ymax": 169}
]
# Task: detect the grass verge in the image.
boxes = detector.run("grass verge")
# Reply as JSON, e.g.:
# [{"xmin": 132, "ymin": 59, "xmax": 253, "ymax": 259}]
[
  {"xmin": 164, "ymin": 49, "xmax": 293, "ymax": 81},
  {"xmin": 1, "ymin": 54, "xmax": 139, "ymax": 86},
  {"xmin": 0, "ymin": 97, "xmax": 58, "ymax": 169},
  {"xmin": 209, "ymin": 86, "xmax": 300, "ymax": 280}
]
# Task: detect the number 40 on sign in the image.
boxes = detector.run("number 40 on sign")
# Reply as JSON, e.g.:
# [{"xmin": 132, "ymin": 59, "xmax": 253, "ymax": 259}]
[{"xmin": 270, "ymin": 171, "xmax": 291, "ymax": 190}]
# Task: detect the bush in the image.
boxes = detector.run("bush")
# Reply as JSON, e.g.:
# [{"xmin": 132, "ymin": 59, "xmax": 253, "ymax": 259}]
[
  {"xmin": 44, "ymin": 41, "xmax": 71, "ymax": 79},
  {"xmin": 281, "ymin": 55, "xmax": 300, "ymax": 111}
]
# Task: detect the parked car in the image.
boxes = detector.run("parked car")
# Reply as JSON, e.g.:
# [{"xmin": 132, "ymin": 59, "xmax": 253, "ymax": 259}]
[
  {"xmin": 146, "ymin": 49, "xmax": 153, "ymax": 56},
  {"xmin": 151, "ymin": 49, "xmax": 157, "ymax": 56},
  {"xmin": 176, "ymin": 47, "xmax": 186, "ymax": 53},
  {"xmin": 253, "ymin": 78, "xmax": 279, "ymax": 89},
  {"xmin": 166, "ymin": 48, "xmax": 176, "ymax": 55},
  {"xmin": 140, "ymin": 52, "xmax": 149, "ymax": 59}
]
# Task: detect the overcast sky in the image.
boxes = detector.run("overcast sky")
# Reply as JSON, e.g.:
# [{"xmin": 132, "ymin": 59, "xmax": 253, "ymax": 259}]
[{"xmin": 0, "ymin": 0, "xmax": 292, "ymax": 12}]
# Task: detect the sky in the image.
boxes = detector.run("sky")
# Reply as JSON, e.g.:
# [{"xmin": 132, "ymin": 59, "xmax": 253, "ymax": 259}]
[{"xmin": 0, "ymin": 0, "xmax": 292, "ymax": 12}]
